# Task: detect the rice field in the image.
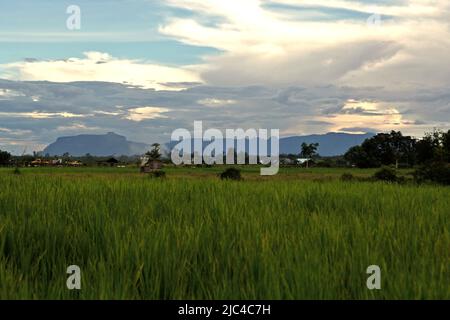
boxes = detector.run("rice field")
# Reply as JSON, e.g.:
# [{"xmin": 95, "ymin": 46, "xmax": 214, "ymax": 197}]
[{"xmin": 0, "ymin": 167, "xmax": 449, "ymax": 299}]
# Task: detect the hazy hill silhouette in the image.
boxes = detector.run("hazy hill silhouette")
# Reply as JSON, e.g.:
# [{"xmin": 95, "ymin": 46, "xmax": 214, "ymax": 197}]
[
  {"xmin": 44, "ymin": 132, "xmax": 374, "ymax": 157},
  {"xmin": 43, "ymin": 132, "xmax": 149, "ymax": 156}
]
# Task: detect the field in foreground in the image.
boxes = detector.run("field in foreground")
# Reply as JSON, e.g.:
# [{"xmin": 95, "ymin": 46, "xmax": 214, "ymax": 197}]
[{"xmin": 0, "ymin": 167, "xmax": 449, "ymax": 299}]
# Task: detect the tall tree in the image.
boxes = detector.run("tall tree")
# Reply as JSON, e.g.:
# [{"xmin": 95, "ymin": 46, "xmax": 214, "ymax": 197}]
[
  {"xmin": 389, "ymin": 131, "xmax": 416, "ymax": 168},
  {"xmin": 300, "ymin": 143, "xmax": 319, "ymax": 168},
  {"xmin": 416, "ymin": 129, "xmax": 449, "ymax": 164},
  {"xmin": 416, "ymin": 134, "xmax": 435, "ymax": 164},
  {"xmin": 0, "ymin": 150, "xmax": 12, "ymax": 165},
  {"xmin": 345, "ymin": 131, "xmax": 416, "ymax": 168},
  {"xmin": 146, "ymin": 143, "xmax": 162, "ymax": 161},
  {"xmin": 344, "ymin": 145, "xmax": 374, "ymax": 168}
]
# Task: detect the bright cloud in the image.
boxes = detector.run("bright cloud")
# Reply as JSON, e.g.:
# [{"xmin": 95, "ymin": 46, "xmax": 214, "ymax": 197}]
[
  {"xmin": 160, "ymin": 0, "xmax": 450, "ymax": 88},
  {"xmin": 0, "ymin": 52, "xmax": 202, "ymax": 91},
  {"xmin": 56, "ymin": 123, "xmax": 101, "ymax": 131},
  {"xmin": 125, "ymin": 106, "xmax": 171, "ymax": 122},
  {"xmin": 0, "ymin": 111, "xmax": 87, "ymax": 119},
  {"xmin": 198, "ymin": 98, "xmax": 236, "ymax": 107},
  {"xmin": 318, "ymin": 99, "xmax": 411, "ymax": 133}
]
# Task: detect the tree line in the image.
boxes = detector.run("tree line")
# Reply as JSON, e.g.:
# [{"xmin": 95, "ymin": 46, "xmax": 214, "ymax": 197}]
[
  {"xmin": 1, "ymin": 129, "xmax": 450, "ymax": 169},
  {"xmin": 344, "ymin": 129, "xmax": 450, "ymax": 168}
]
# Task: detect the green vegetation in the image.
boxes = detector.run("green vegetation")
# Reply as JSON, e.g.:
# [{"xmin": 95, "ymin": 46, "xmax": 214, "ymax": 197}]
[
  {"xmin": 0, "ymin": 150, "xmax": 11, "ymax": 165},
  {"xmin": 220, "ymin": 168, "xmax": 242, "ymax": 180},
  {"xmin": 148, "ymin": 170, "xmax": 167, "ymax": 179},
  {"xmin": 373, "ymin": 167, "xmax": 402, "ymax": 183},
  {"xmin": 345, "ymin": 129, "xmax": 450, "ymax": 169},
  {"xmin": 414, "ymin": 162, "xmax": 450, "ymax": 186},
  {"xmin": 0, "ymin": 167, "xmax": 448, "ymax": 299},
  {"xmin": 145, "ymin": 143, "xmax": 162, "ymax": 162}
]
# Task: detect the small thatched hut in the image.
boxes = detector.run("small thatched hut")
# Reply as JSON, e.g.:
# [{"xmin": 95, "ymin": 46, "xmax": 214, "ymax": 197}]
[{"xmin": 140, "ymin": 158, "xmax": 163, "ymax": 173}]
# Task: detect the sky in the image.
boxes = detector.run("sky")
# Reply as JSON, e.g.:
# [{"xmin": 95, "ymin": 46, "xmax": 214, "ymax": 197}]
[{"xmin": 1, "ymin": 0, "xmax": 450, "ymax": 153}]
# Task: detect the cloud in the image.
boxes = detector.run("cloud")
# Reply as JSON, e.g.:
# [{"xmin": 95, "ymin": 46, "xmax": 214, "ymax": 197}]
[
  {"xmin": 1, "ymin": 1, "xmax": 450, "ymax": 152},
  {"xmin": 274, "ymin": 0, "xmax": 444, "ymax": 17},
  {"xmin": 0, "ymin": 111, "xmax": 87, "ymax": 119},
  {"xmin": 56, "ymin": 123, "xmax": 101, "ymax": 132},
  {"xmin": 317, "ymin": 99, "xmax": 410, "ymax": 132},
  {"xmin": 0, "ymin": 79, "xmax": 449, "ymax": 154},
  {"xmin": 125, "ymin": 106, "xmax": 171, "ymax": 122},
  {"xmin": 0, "ymin": 88, "xmax": 25, "ymax": 100},
  {"xmin": 0, "ymin": 127, "xmax": 33, "ymax": 135},
  {"xmin": 160, "ymin": 0, "xmax": 450, "ymax": 89},
  {"xmin": 0, "ymin": 52, "xmax": 202, "ymax": 91},
  {"xmin": 198, "ymin": 98, "xmax": 236, "ymax": 107}
]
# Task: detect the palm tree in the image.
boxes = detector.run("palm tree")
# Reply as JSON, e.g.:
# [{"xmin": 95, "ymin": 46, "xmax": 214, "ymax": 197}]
[{"xmin": 300, "ymin": 143, "xmax": 319, "ymax": 168}]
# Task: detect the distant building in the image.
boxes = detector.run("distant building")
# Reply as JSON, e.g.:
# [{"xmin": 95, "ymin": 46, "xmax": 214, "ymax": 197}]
[
  {"xmin": 30, "ymin": 158, "xmax": 82, "ymax": 167},
  {"xmin": 296, "ymin": 158, "xmax": 311, "ymax": 165},
  {"xmin": 105, "ymin": 157, "xmax": 119, "ymax": 167},
  {"xmin": 51, "ymin": 159, "xmax": 63, "ymax": 165},
  {"xmin": 280, "ymin": 158, "xmax": 294, "ymax": 165},
  {"xmin": 96, "ymin": 157, "xmax": 120, "ymax": 167},
  {"xmin": 67, "ymin": 160, "xmax": 83, "ymax": 167},
  {"xmin": 31, "ymin": 159, "xmax": 46, "ymax": 167}
]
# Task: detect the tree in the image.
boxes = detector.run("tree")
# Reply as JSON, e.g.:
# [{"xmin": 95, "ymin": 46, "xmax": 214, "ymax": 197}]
[
  {"xmin": 344, "ymin": 145, "xmax": 375, "ymax": 168},
  {"xmin": 442, "ymin": 130, "xmax": 450, "ymax": 162},
  {"xmin": 414, "ymin": 162, "xmax": 450, "ymax": 185},
  {"xmin": 416, "ymin": 129, "xmax": 450, "ymax": 164},
  {"xmin": 344, "ymin": 131, "xmax": 416, "ymax": 168},
  {"xmin": 389, "ymin": 131, "xmax": 416, "ymax": 168},
  {"xmin": 146, "ymin": 143, "xmax": 162, "ymax": 161},
  {"xmin": 300, "ymin": 143, "xmax": 319, "ymax": 168},
  {"xmin": 416, "ymin": 135, "xmax": 435, "ymax": 164},
  {"xmin": 0, "ymin": 150, "xmax": 12, "ymax": 165}
]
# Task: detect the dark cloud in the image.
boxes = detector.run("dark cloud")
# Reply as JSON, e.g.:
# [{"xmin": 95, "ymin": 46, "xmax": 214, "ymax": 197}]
[{"xmin": 1, "ymin": 79, "xmax": 450, "ymax": 153}]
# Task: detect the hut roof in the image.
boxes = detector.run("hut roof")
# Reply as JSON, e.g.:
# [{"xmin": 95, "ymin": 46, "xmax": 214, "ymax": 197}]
[{"xmin": 105, "ymin": 157, "xmax": 119, "ymax": 163}]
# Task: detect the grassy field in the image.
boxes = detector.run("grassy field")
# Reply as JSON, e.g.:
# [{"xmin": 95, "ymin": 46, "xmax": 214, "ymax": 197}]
[{"xmin": 0, "ymin": 166, "xmax": 448, "ymax": 299}]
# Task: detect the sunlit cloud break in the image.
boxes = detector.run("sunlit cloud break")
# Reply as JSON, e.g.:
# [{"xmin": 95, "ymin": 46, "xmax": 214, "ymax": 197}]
[{"xmin": 0, "ymin": 52, "xmax": 202, "ymax": 91}]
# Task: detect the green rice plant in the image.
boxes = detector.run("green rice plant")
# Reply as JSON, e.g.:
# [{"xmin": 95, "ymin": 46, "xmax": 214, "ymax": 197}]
[{"xmin": 0, "ymin": 168, "xmax": 448, "ymax": 299}]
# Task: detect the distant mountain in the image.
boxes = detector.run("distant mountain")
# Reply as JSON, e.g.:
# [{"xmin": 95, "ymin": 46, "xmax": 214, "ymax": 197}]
[
  {"xmin": 43, "ymin": 132, "xmax": 150, "ymax": 156},
  {"xmin": 280, "ymin": 132, "xmax": 375, "ymax": 156},
  {"xmin": 44, "ymin": 131, "xmax": 374, "ymax": 158},
  {"xmin": 167, "ymin": 132, "xmax": 375, "ymax": 157}
]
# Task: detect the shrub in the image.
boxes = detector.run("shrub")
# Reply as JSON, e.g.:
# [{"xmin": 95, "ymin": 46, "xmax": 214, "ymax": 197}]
[
  {"xmin": 13, "ymin": 167, "xmax": 21, "ymax": 175},
  {"xmin": 341, "ymin": 173, "xmax": 354, "ymax": 182},
  {"xmin": 149, "ymin": 170, "xmax": 166, "ymax": 179},
  {"xmin": 373, "ymin": 167, "xmax": 398, "ymax": 183},
  {"xmin": 414, "ymin": 162, "xmax": 450, "ymax": 185},
  {"xmin": 220, "ymin": 168, "xmax": 242, "ymax": 181}
]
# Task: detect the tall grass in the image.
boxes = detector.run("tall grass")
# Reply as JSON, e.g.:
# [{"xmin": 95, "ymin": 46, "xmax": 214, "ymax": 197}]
[{"xmin": 0, "ymin": 170, "xmax": 448, "ymax": 299}]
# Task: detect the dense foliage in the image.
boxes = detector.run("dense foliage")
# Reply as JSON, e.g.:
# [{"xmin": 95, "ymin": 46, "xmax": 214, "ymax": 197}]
[
  {"xmin": 373, "ymin": 167, "xmax": 400, "ymax": 183},
  {"xmin": 220, "ymin": 168, "xmax": 242, "ymax": 180},
  {"xmin": 345, "ymin": 130, "xmax": 450, "ymax": 169},
  {"xmin": 344, "ymin": 131, "xmax": 416, "ymax": 168},
  {"xmin": 414, "ymin": 162, "xmax": 450, "ymax": 185},
  {"xmin": 0, "ymin": 150, "xmax": 11, "ymax": 165}
]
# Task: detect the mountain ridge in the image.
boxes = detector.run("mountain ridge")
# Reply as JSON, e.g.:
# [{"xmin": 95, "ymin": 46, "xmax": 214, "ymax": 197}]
[
  {"xmin": 43, "ymin": 131, "xmax": 375, "ymax": 157},
  {"xmin": 43, "ymin": 132, "xmax": 150, "ymax": 156}
]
